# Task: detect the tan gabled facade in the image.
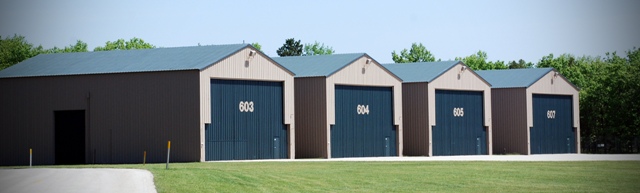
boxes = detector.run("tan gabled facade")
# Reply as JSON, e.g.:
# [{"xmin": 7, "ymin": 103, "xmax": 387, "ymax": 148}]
[
  {"xmin": 399, "ymin": 62, "xmax": 492, "ymax": 157},
  {"xmin": 483, "ymin": 68, "xmax": 580, "ymax": 155},
  {"xmin": 199, "ymin": 47, "xmax": 296, "ymax": 160},
  {"xmin": 427, "ymin": 63, "xmax": 493, "ymax": 156},
  {"xmin": 325, "ymin": 56, "xmax": 403, "ymax": 158},
  {"xmin": 526, "ymin": 71, "xmax": 580, "ymax": 154}
]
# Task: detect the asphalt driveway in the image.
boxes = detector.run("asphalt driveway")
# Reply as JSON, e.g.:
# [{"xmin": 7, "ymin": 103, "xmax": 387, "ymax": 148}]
[{"xmin": 0, "ymin": 168, "xmax": 156, "ymax": 193}]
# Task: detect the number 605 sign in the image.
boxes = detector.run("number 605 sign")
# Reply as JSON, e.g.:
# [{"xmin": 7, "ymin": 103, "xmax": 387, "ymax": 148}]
[{"xmin": 453, "ymin": 107, "xmax": 464, "ymax": 117}]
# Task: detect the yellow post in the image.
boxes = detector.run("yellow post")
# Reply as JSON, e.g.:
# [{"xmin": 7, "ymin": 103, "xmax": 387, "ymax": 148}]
[{"xmin": 166, "ymin": 141, "xmax": 171, "ymax": 169}]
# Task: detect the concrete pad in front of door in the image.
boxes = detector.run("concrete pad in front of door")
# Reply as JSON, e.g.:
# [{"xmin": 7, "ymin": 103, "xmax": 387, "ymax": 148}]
[
  {"xmin": 211, "ymin": 154, "xmax": 640, "ymax": 162},
  {"xmin": 0, "ymin": 168, "xmax": 156, "ymax": 193}
]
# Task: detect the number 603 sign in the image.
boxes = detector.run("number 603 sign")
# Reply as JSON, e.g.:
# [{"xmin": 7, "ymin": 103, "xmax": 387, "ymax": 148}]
[{"xmin": 239, "ymin": 101, "xmax": 254, "ymax": 112}]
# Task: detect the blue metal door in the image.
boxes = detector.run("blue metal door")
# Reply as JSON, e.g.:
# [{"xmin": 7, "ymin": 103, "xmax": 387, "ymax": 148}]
[
  {"xmin": 531, "ymin": 94, "xmax": 574, "ymax": 154},
  {"xmin": 433, "ymin": 90, "xmax": 486, "ymax": 156},
  {"xmin": 206, "ymin": 79, "xmax": 288, "ymax": 161},
  {"xmin": 332, "ymin": 85, "xmax": 396, "ymax": 158}
]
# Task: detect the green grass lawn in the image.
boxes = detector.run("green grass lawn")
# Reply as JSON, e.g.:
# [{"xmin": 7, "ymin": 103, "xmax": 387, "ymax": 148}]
[{"xmin": 21, "ymin": 161, "xmax": 640, "ymax": 192}]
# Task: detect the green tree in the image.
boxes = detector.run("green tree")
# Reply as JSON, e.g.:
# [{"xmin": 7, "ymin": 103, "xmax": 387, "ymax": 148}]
[
  {"xmin": 536, "ymin": 53, "xmax": 590, "ymax": 88},
  {"xmin": 45, "ymin": 40, "xmax": 89, "ymax": 54},
  {"xmin": 538, "ymin": 50, "xmax": 640, "ymax": 153},
  {"xmin": 0, "ymin": 35, "xmax": 41, "ymax": 70},
  {"xmin": 507, "ymin": 59, "xmax": 533, "ymax": 69},
  {"xmin": 596, "ymin": 49, "xmax": 640, "ymax": 153},
  {"xmin": 455, "ymin": 50, "xmax": 507, "ymax": 70},
  {"xmin": 251, "ymin": 42, "xmax": 262, "ymax": 51},
  {"xmin": 94, "ymin": 37, "xmax": 155, "ymax": 51},
  {"xmin": 303, "ymin": 41, "xmax": 334, "ymax": 56},
  {"xmin": 276, "ymin": 38, "xmax": 303, "ymax": 57},
  {"xmin": 391, "ymin": 43, "xmax": 436, "ymax": 63}
]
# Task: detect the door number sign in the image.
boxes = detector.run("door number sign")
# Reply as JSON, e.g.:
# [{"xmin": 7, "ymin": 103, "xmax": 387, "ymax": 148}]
[
  {"xmin": 453, "ymin": 107, "xmax": 464, "ymax": 117},
  {"xmin": 239, "ymin": 101, "xmax": 254, "ymax": 112},
  {"xmin": 547, "ymin": 110, "xmax": 556, "ymax": 119},
  {"xmin": 357, "ymin": 104, "xmax": 370, "ymax": 115}
]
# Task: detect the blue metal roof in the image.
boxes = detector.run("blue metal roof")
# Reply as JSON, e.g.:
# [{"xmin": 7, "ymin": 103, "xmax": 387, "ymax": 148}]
[
  {"xmin": 382, "ymin": 61, "xmax": 461, "ymax": 83},
  {"xmin": 272, "ymin": 53, "xmax": 366, "ymax": 77},
  {"xmin": 0, "ymin": 44, "xmax": 250, "ymax": 78},
  {"xmin": 475, "ymin": 68, "xmax": 554, "ymax": 88}
]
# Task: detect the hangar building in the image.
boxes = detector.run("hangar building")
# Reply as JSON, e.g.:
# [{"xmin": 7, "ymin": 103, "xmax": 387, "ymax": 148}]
[
  {"xmin": 384, "ymin": 61, "xmax": 493, "ymax": 156},
  {"xmin": 476, "ymin": 68, "xmax": 580, "ymax": 155},
  {"xmin": 274, "ymin": 54, "xmax": 403, "ymax": 158},
  {"xmin": 0, "ymin": 44, "xmax": 295, "ymax": 165}
]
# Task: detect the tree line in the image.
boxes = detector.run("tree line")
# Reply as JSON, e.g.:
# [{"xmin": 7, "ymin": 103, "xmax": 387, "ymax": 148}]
[
  {"xmin": 274, "ymin": 38, "xmax": 335, "ymax": 57},
  {"xmin": 1, "ymin": 35, "xmax": 638, "ymax": 153},
  {"xmin": 0, "ymin": 35, "xmax": 154, "ymax": 70},
  {"xmin": 391, "ymin": 42, "xmax": 534, "ymax": 69},
  {"xmin": 0, "ymin": 36, "xmax": 333, "ymax": 70}
]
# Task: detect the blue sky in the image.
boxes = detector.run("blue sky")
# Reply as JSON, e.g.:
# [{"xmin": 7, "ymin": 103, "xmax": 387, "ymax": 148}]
[{"xmin": 1, "ymin": 0, "xmax": 638, "ymax": 63}]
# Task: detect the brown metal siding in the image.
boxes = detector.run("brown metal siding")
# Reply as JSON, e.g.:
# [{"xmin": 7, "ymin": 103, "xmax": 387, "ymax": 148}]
[
  {"xmin": 491, "ymin": 88, "xmax": 528, "ymax": 155},
  {"xmin": 0, "ymin": 71, "xmax": 201, "ymax": 166},
  {"xmin": 293, "ymin": 77, "xmax": 327, "ymax": 158},
  {"xmin": 401, "ymin": 82, "xmax": 430, "ymax": 156}
]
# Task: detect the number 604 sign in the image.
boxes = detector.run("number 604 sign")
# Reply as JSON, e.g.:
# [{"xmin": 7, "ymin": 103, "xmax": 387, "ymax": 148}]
[{"xmin": 357, "ymin": 104, "xmax": 370, "ymax": 115}]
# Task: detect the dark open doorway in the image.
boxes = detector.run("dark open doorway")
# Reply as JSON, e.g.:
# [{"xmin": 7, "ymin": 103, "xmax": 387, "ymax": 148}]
[{"xmin": 55, "ymin": 110, "xmax": 86, "ymax": 165}]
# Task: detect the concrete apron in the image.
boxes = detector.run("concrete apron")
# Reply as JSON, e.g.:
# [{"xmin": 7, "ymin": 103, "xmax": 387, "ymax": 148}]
[{"xmin": 209, "ymin": 154, "xmax": 640, "ymax": 162}]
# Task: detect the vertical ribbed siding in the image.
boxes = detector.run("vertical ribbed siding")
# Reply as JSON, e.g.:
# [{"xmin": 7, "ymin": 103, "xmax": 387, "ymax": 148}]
[
  {"xmin": 491, "ymin": 88, "xmax": 528, "ymax": 155},
  {"xmin": 332, "ymin": 85, "xmax": 396, "ymax": 158},
  {"xmin": 91, "ymin": 71, "xmax": 200, "ymax": 164},
  {"xmin": 531, "ymin": 94, "xmax": 575, "ymax": 154},
  {"xmin": 293, "ymin": 77, "xmax": 327, "ymax": 158},
  {"xmin": 0, "ymin": 71, "xmax": 201, "ymax": 166},
  {"xmin": 326, "ymin": 56, "xmax": 403, "ymax": 157},
  {"xmin": 401, "ymin": 83, "xmax": 429, "ymax": 156},
  {"xmin": 433, "ymin": 90, "xmax": 486, "ymax": 155},
  {"xmin": 206, "ymin": 79, "xmax": 287, "ymax": 160}
]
